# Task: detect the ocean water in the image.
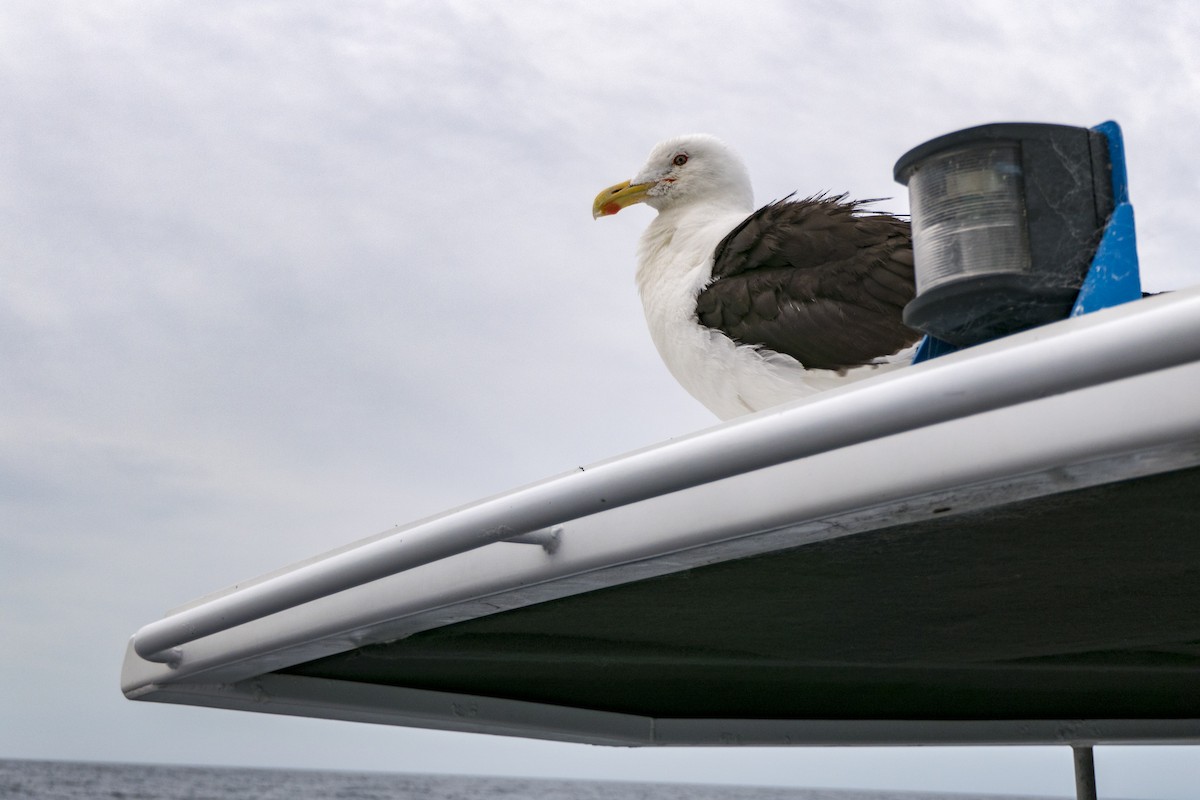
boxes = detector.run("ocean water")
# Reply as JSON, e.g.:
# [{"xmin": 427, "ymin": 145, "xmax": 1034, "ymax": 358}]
[{"xmin": 0, "ymin": 760, "xmax": 1070, "ymax": 800}]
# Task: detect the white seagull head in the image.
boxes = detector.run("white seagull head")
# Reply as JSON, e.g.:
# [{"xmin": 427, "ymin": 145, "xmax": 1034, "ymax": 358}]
[{"xmin": 593, "ymin": 134, "xmax": 754, "ymax": 218}]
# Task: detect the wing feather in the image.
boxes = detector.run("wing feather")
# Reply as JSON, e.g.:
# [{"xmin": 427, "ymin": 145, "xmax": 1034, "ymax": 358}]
[{"xmin": 697, "ymin": 195, "xmax": 920, "ymax": 371}]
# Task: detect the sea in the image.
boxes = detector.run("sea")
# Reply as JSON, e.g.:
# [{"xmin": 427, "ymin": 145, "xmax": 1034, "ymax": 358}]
[{"xmin": 0, "ymin": 759, "xmax": 1074, "ymax": 800}]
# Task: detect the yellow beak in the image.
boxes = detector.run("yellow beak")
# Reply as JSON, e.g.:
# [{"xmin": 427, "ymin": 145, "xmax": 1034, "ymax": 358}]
[{"xmin": 592, "ymin": 180, "xmax": 654, "ymax": 219}]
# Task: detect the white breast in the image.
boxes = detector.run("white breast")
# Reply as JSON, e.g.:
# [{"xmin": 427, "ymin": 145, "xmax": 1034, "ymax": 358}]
[{"xmin": 634, "ymin": 204, "xmax": 909, "ymax": 420}]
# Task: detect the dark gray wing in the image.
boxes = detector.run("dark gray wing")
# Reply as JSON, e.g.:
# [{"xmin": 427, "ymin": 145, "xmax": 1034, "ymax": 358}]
[{"xmin": 696, "ymin": 194, "xmax": 919, "ymax": 371}]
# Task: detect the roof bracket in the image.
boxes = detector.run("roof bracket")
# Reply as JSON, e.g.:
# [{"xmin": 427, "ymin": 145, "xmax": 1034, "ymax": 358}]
[{"xmin": 503, "ymin": 526, "xmax": 563, "ymax": 554}]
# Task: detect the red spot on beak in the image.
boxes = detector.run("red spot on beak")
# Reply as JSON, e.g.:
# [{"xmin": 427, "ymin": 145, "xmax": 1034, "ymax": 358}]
[{"xmin": 601, "ymin": 202, "xmax": 621, "ymax": 216}]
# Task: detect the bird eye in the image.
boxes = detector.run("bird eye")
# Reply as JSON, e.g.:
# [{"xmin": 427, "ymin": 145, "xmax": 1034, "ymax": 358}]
[{"xmin": 673, "ymin": 153, "xmax": 688, "ymax": 166}]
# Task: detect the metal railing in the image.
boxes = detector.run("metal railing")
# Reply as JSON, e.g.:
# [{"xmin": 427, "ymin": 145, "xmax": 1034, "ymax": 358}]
[{"xmin": 131, "ymin": 290, "xmax": 1200, "ymax": 666}]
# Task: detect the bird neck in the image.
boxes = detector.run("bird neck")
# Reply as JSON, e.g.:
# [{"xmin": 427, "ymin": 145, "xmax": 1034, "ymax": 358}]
[{"xmin": 635, "ymin": 201, "xmax": 750, "ymax": 292}]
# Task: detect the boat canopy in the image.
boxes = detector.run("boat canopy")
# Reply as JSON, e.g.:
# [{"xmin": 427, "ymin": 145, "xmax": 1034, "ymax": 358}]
[{"xmin": 122, "ymin": 288, "xmax": 1200, "ymax": 748}]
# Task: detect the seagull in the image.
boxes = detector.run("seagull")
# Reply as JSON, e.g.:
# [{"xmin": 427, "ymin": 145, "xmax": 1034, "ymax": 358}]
[{"xmin": 593, "ymin": 134, "xmax": 920, "ymax": 420}]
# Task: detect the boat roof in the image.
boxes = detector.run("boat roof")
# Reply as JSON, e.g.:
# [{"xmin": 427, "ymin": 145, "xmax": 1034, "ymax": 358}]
[{"xmin": 122, "ymin": 287, "xmax": 1200, "ymax": 747}]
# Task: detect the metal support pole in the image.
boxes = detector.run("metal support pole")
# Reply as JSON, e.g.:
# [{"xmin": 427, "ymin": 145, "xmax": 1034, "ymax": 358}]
[{"xmin": 1073, "ymin": 745, "xmax": 1097, "ymax": 800}]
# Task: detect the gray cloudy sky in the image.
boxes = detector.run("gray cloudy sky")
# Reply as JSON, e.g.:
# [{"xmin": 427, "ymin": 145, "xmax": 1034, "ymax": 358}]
[{"xmin": 2, "ymin": 1, "xmax": 1199, "ymax": 797}]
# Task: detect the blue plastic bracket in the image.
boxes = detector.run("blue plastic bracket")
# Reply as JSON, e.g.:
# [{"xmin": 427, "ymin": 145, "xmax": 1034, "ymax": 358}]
[
  {"xmin": 1070, "ymin": 121, "xmax": 1142, "ymax": 317},
  {"xmin": 911, "ymin": 335, "xmax": 958, "ymax": 363}
]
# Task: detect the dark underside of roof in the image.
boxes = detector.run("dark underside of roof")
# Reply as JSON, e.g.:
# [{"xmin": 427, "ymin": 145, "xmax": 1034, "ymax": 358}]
[{"xmin": 281, "ymin": 466, "xmax": 1200, "ymax": 722}]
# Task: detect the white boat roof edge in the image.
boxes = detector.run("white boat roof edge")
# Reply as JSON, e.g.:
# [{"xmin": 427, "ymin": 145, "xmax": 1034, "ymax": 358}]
[{"xmin": 121, "ymin": 287, "xmax": 1200, "ymax": 746}]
